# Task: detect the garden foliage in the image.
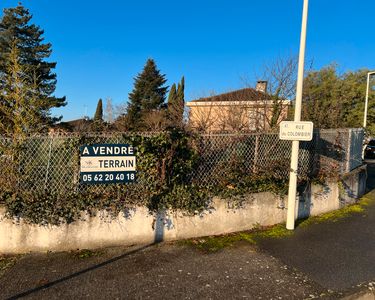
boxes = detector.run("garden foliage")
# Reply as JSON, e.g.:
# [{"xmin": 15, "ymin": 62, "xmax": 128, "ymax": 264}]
[{"xmin": 0, "ymin": 129, "xmax": 295, "ymax": 225}]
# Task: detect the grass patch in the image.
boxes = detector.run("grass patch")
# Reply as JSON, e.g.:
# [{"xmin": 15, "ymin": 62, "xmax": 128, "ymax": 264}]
[
  {"xmin": 0, "ymin": 255, "xmax": 19, "ymax": 276},
  {"xmin": 181, "ymin": 192, "xmax": 375, "ymax": 253},
  {"xmin": 252, "ymin": 224, "xmax": 293, "ymax": 239},
  {"xmin": 297, "ymin": 197, "xmax": 371, "ymax": 228},
  {"xmin": 180, "ymin": 224, "xmax": 292, "ymax": 253},
  {"xmin": 358, "ymin": 192, "xmax": 375, "ymax": 207},
  {"xmin": 180, "ymin": 233, "xmax": 255, "ymax": 253}
]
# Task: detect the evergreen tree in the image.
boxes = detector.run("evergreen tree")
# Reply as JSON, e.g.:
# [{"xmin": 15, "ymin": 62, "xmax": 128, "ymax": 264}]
[
  {"xmin": 94, "ymin": 99, "xmax": 103, "ymax": 121},
  {"xmin": 177, "ymin": 76, "xmax": 185, "ymax": 104},
  {"xmin": 167, "ymin": 83, "xmax": 177, "ymax": 108},
  {"xmin": 176, "ymin": 76, "xmax": 185, "ymax": 124},
  {"xmin": 0, "ymin": 4, "xmax": 66, "ymax": 134},
  {"xmin": 167, "ymin": 83, "xmax": 177, "ymax": 126},
  {"xmin": 167, "ymin": 77, "xmax": 185, "ymax": 128},
  {"xmin": 302, "ymin": 65, "xmax": 375, "ymax": 133},
  {"xmin": 0, "ymin": 41, "xmax": 26, "ymax": 135},
  {"xmin": 0, "ymin": 40, "xmax": 47, "ymax": 135},
  {"xmin": 127, "ymin": 59, "xmax": 168, "ymax": 130},
  {"xmin": 302, "ymin": 65, "xmax": 342, "ymax": 128},
  {"xmin": 341, "ymin": 70, "xmax": 374, "ymax": 130}
]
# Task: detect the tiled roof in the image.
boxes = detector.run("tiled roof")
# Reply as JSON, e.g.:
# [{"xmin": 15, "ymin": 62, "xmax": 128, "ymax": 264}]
[{"xmin": 190, "ymin": 88, "xmax": 268, "ymax": 102}]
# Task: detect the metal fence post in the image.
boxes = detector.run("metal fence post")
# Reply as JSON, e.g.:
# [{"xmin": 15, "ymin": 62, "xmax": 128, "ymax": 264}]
[
  {"xmin": 253, "ymin": 135, "xmax": 259, "ymax": 174},
  {"xmin": 44, "ymin": 137, "xmax": 53, "ymax": 190},
  {"xmin": 345, "ymin": 128, "xmax": 352, "ymax": 173}
]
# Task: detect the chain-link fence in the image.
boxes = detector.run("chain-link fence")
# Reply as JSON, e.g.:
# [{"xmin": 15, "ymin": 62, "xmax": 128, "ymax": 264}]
[
  {"xmin": 0, "ymin": 128, "xmax": 364, "ymax": 194},
  {"xmin": 193, "ymin": 128, "xmax": 363, "ymax": 186}
]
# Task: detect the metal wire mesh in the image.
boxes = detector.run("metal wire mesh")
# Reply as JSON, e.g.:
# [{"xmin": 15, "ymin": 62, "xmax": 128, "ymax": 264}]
[{"xmin": 0, "ymin": 128, "xmax": 364, "ymax": 194}]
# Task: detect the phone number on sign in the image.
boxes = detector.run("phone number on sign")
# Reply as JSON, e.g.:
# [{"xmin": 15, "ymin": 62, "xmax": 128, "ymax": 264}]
[{"xmin": 81, "ymin": 172, "xmax": 135, "ymax": 183}]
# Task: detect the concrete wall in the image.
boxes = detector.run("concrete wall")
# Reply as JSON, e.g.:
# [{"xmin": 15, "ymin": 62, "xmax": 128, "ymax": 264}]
[
  {"xmin": 0, "ymin": 166, "xmax": 367, "ymax": 254},
  {"xmin": 339, "ymin": 164, "xmax": 367, "ymax": 206}
]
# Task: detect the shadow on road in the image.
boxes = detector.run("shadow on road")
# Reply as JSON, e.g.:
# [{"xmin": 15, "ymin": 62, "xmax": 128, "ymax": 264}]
[
  {"xmin": 6, "ymin": 208, "xmax": 170, "ymax": 299},
  {"xmin": 6, "ymin": 244, "xmax": 154, "ymax": 300}
]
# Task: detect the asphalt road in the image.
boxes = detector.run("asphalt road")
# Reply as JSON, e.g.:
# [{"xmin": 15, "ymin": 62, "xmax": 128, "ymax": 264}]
[
  {"xmin": 257, "ymin": 161, "xmax": 375, "ymax": 291},
  {"xmin": 0, "ymin": 244, "xmax": 329, "ymax": 300}
]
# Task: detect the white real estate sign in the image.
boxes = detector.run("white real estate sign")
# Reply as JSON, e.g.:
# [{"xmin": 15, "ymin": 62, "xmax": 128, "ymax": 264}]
[
  {"xmin": 80, "ymin": 144, "xmax": 136, "ymax": 184},
  {"xmin": 279, "ymin": 121, "xmax": 314, "ymax": 141}
]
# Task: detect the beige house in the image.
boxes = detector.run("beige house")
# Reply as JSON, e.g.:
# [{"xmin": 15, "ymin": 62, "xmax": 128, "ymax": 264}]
[{"xmin": 186, "ymin": 82, "xmax": 290, "ymax": 132}]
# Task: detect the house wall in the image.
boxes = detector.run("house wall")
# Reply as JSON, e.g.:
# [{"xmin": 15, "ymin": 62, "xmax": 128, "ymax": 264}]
[{"xmin": 187, "ymin": 102, "xmax": 289, "ymax": 132}]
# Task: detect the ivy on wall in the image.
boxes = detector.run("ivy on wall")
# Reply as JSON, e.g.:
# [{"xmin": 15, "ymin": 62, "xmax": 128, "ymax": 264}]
[{"xmin": 0, "ymin": 129, "xmax": 312, "ymax": 226}]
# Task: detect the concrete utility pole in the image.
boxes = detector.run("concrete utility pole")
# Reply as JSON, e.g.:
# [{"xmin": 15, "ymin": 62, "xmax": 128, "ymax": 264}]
[
  {"xmin": 286, "ymin": 0, "xmax": 309, "ymax": 230},
  {"xmin": 364, "ymin": 71, "xmax": 375, "ymax": 128}
]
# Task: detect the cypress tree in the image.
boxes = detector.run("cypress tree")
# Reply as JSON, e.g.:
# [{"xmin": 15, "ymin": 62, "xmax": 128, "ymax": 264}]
[
  {"xmin": 127, "ymin": 59, "xmax": 168, "ymax": 130},
  {"xmin": 168, "ymin": 77, "xmax": 185, "ymax": 128},
  {"xmin": 94, "ymin": 99, "xmax": 103, "ymax": 121},
  {"xmin": 167, "ymin": 83, "xmax": 177, "ymax": 108},
  {"xmin": 176, "ymin": 76, "xmax": 185, "ymax": 123},
  {"xmin": 0, "ymin": 4, "xmax": 66, "ymax": 134},
  {"xmin": 176, "ymin": 76, "xmax": 185, "ymax": 104}
]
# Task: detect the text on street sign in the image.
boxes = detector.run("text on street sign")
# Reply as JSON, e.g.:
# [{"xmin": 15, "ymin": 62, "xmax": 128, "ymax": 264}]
[{"xmin": 279, "ymin": 121, "xmax": 314, "ymax": 141}]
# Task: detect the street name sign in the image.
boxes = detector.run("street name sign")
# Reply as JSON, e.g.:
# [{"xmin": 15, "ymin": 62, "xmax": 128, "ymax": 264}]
[
  {"xmin": 279, "ymin": 121, "xmax": 314, "ymax": 141},
  {"xmin": 80, "ymin": 144, "xmax": 136, "ymax": 184}
]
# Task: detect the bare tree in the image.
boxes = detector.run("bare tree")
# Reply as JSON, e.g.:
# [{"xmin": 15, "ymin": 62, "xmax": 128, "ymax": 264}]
[
  {"xmin": 115, "ymin": 102, "xmax": 127, "ymax": 117},
  {"xmin": 261, "ymin": 55, "xmax": 298, "ymax": 100},
  {"xmin": 214, "ymin": 90, "xmax": 268, "ymax": 132},
  {"xmin": 104, "ymin": 97, "xmax": 114, "ymax": 123},
  {"xmin": 242, "ymin": 55, "xmax": 298, "ymax": 130},
  {"xmin": 112, "ymin": 102, "xmax": 130, "ymax": 131},
  {"xmin": 142, "ymin": 110, "xmax": 168, "ymax": 131},
  {"xmin": 113, "ymin": 114, "xmax": 131, "ymax": 131},
  {"xmin": 216, "ymin": 105, "xmax": 249, "ymax": 132},
  {"xmin": 186, "ymin": 102, "xmax": 219, "ymax": 132}
]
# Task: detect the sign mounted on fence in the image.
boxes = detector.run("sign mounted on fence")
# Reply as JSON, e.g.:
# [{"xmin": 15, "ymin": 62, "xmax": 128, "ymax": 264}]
[
  {"xmin": 279, "ymin": 121, "xmax": 314, "ymax": 141},
  {"xmin": 80, "ymin": 144, "xmax": 136, "ymax": 184}
]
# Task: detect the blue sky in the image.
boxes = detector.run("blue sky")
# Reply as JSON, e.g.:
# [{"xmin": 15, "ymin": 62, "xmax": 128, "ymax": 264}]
[{"xmin": 1, "ymin": 0, "xmax": 375, "ymax": 121}]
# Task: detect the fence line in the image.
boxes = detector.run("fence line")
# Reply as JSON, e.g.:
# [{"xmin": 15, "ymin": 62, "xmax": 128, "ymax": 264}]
[{"xmin": 0, "ymin": 128, "xmax": 364, "ymax": 194}]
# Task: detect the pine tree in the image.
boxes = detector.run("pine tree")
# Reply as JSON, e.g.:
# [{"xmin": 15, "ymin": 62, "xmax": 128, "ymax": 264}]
[
  {"xmin": 0, "ymin": 4, "xmax": 66, "ymax": 134},
  {"xmin": 94, "ymin": 99, "xmax": 103, "ymax": 121},
  {"xmin": 127, "ymin": 59, "xmax": 168, "ymax": 130},
  {"xmin": 0, "ymin": 41, "xmax": 26, "ymax": 135},
  {"xmin": 0, "ymin": 41, "xmax": 46, "ymax": 135}
]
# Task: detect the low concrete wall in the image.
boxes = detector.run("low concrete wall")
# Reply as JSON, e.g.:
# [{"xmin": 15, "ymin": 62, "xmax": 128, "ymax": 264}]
[
  {"xmin": 340, "ymin": 164, "xmax": 367, "ymax": 206},
  {"xmin": 0, "ymin": 166, "xmax": 367, "ymax": 253}
]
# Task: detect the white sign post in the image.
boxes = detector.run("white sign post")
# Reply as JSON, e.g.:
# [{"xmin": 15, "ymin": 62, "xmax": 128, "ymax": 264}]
[
  {"xmin": 285, "ymin": 0, "xmax": 309, "ymax": 230},
  {"xmin": 279, "ymin": 121, "xmax": 313, "ymax": 141}
]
